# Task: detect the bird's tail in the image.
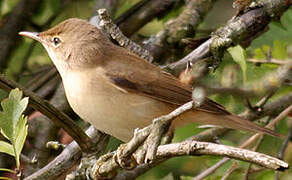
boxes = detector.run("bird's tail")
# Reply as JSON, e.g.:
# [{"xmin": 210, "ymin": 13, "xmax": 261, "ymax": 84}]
[
  {"xmin": 175, "ymin": 110, "xmax": 282, "ymax": 138},
  {"xmin": 223, "ymin": 115, "xmax": 282, "ymax": 138}
]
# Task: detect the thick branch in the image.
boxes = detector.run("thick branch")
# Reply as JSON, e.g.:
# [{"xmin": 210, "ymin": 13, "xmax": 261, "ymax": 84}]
[
  {"xmin": 168, "ymin": 0, "xmax": 291, "ymax": 71},
  {"xmin": 24, "ymin": 126, "xmax": 108, "ymax": 180},
  {"xmin": 115, "ymin": 0, "xmax": 178, "ymax": 37},
  {"xmin": 148, "ymin": 0, "xmax": 216, "ymax": 62},
  {"xmin": 24, "ymin": 84, "xmax": 63, "ymax": 176},
  {"xmin": 156, "ymin": 140, "xmax": 288, "ymax": 170}
]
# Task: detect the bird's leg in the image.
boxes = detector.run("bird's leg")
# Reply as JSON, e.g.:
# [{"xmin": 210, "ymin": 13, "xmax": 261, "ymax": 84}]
[
  {"xmin": 135, "ymin": 128, "xmax": 174, "ymax": 164},
  {"xmin": 143, "ymin": 116, "xmax": 173, "ymax": 163},
  {"xmin": 113, "ymin": 118, "xmax": 172, "ymax": 167},
  {"xmin": 114, "ymin": 102, "xmax": 193, "ymax": 168},
  {"xmin": 139, "ymin": 102, "xmax": 193, "ymax": 164},
  {"xmin": 113, "ymin": 127, "xmax": 149, "ymax": 169}
]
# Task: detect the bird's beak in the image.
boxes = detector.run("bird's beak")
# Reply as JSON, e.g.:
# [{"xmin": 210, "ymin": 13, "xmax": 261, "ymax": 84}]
[{"xmin": 19, "ymin": 31, "xmax": 42, "ymax": 42}]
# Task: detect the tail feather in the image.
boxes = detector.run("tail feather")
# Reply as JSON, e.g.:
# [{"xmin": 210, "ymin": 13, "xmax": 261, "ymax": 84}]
[
  {"xmin": 176, "ymin": 111, "xmax": 283, "ymax": 138},
  {"xmin": 225, "ymin": 115, "xmax": 283, "ymax": 138}
]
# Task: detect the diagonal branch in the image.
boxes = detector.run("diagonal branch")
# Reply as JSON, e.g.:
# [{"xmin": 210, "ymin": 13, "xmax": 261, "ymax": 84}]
[
  {"xmin": 167, "ymin": 0, "xmax": 291, "ymax": 71},
  {"xmin": 0, "ymin": 74, "xmax": 93, "ymax": 152},
  {"xmin": 115, "ymin": 0, "xmax": 179, "ymax": 37},
  {"xmin": 24, "ymin": 126, "xmax": 108, "ymax": 180}
]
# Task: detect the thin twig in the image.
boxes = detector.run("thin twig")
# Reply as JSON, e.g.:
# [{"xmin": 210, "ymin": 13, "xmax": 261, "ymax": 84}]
[
  {"xmin": 220, "ymin": 161, "xmax": 239, "ymax": 180},
  {"xmin": 275, "ymin": 123, "xmax": 292, "ymax": 180},
  {"xmin": 192, "ymin": 157, "xmax": 230, "ymax": 180},
  {"xmin": 247, "ymin": 58, "xmax": 290, "ymax": 65}
]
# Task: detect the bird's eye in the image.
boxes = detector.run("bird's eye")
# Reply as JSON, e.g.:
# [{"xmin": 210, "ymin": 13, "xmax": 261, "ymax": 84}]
[{"xmin": 53, "ymin": 37, "xmax": 61, "ymax": 46}]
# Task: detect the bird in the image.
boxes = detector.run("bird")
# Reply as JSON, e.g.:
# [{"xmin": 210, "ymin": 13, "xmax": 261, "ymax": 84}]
[{"xmin": 19, "ymin": 18, "xmax": 280, "ymax": 142}]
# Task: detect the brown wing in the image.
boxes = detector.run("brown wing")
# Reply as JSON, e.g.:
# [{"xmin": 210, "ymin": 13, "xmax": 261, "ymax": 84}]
[{"xmin": 103, "ymin": 47, "xmax": 230, "ymax": 115}]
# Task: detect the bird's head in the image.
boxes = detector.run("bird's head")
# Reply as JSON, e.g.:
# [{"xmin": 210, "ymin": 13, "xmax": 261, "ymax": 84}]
[{"xmin": 19, "ymin": 18, "xmax": 111, "ymax": 75}]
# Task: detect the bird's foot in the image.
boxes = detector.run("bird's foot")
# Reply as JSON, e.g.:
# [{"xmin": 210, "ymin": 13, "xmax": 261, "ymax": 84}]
[
  {"xmin": 89, "ymin": 152, "xmax": 117, "ymax": 179},
  {"xmin": 114, "ymin": 144, "xmax": 137, "ymax": 170},
  {"xmin": 137, "ymin": 116, "xmax": 172, "ymax": 164}
]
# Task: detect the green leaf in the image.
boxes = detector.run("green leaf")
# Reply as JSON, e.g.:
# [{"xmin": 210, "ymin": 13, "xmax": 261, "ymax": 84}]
[
  {"xmin": 261, "ymin": 45, "xmax": 271, "ymax": 55},
  {"xmin": 270, "ymin": 21, "xmax": 287, "ymax": 31},
  {"xmin": 15, "ymin": 115, "xmax": 28, "ymax": 159},
  {"xmin": 253, "ymin": 48, "xmax": 266, "ymax": 59},
  {"xmin": 0, "ymin": 89, "xmax": 28, "ymax": 140},
  {"xmin": 8, "ymin": 89, "xmax": 22, "ymax": 102},
  {"xmin": 227, "ymin": 45, "xmax": 247, "ymax": 84},
  {"xmin": 0, "ymin": 141, "xmax": 14, "ymax": 157},
  {"xmin": 272, "ymin": 40, "xmax": 287, "ymax": 60},
  {"xmin": 0, "ymin": 89, "xmax": 29, "ymax": 169}
]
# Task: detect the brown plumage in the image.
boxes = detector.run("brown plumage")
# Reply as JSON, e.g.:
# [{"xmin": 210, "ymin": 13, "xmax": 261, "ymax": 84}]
[{"xmin": 19, "ymin": 18, "xmax": 280, "ymax": 141}]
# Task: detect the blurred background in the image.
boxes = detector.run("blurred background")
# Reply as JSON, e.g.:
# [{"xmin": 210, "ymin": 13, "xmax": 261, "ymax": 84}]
[{"xmin": 0, "ymin": 0, "xmax": 291, "ymax": 179}]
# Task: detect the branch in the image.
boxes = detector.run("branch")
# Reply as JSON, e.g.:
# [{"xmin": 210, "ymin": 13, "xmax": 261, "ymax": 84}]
[
  {"xmin": 96, "ymin": 9, "xmax": 154, "ymax": 62},
  {"xmin": 147, "ymin": 0, "xmax": 216, "ymax": 62},
  {"xmin": 115, "ymin": 0, "xmax": 178, "ymax": 37},
  {"xmin": 275, "ymin": 123, "xmax": 292, "ymax": 180},
  {"xmin": 0, "ymin": 74, "xmax": 93, "ymax": 152},
  {"xmin": 192, "ymin": 157, "xmax": 230, "ymax": 180},
  {"xmin": 24, "ymin": 84, "xmax": 63, "ymax": 176},
  {"xmin": 192, "ymin": 103, "xmax": 292, "ymax": 179},
  {"xmin": 90, "ymin": 102, "xmax": 193, "ymax": 178},
  {"xmin": 156, "ymin": 140, "xmax": 288, "ymax": 170},
  {"xmin": 94, "ymin": 139, "xmax": 288, "ymax": 180},
  {"xmin": 95, "ymin": 90, "xmax": 292, "ymax": 179},
  {"xmin": 92, "ymin": 0, "xmax": 119, "ymax": 17},
  {"xmin": 167, "ymin": 0, "xmax": 291, "ymax": 71},
  {"xmin": 24, "ymin": 126, "xmax": 108, "ymax": 180},
  {"xmin": 247, "ymin": 58, "xmax": 290, "ymax": 65},
  {"xmin": 243, "ymin": 92, "xmax": 292, "ymax": 120},
  {"xmin": 201, "ymin": 61, "xmax": 292, "ymax": 98}
]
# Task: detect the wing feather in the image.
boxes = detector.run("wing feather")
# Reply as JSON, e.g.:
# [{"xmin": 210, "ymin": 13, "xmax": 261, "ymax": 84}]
[{"xmin": 103, "ymin": 48, "xmax": 230, "ymax": 115}]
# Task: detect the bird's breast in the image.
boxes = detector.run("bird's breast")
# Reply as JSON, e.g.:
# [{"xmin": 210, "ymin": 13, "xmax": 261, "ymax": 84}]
[{"xmin": 61, "ymin": 68, "xmax": 173, "ymax": 141}]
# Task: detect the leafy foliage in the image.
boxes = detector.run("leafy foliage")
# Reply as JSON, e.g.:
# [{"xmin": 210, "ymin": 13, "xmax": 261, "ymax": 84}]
[
  {"xmin": 228, "ymin": 45, "xmax": 247, "ymax": 83},
  {"xmin": 0, "ymin": 89, "xmax": 28, "ymax": 169}
]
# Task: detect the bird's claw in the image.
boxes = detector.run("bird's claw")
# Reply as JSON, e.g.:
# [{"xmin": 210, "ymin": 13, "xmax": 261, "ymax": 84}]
[
  {"xmin": 89, "ymin": 152, "xmax": 116, "ymax": 179},
  {"xmin": 142, "ymin": 117, "xmax": 171, "ymax": 164},
  {"xmin": 114, "ymin": 144, "xmax": 137, "ymax": 170}
]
